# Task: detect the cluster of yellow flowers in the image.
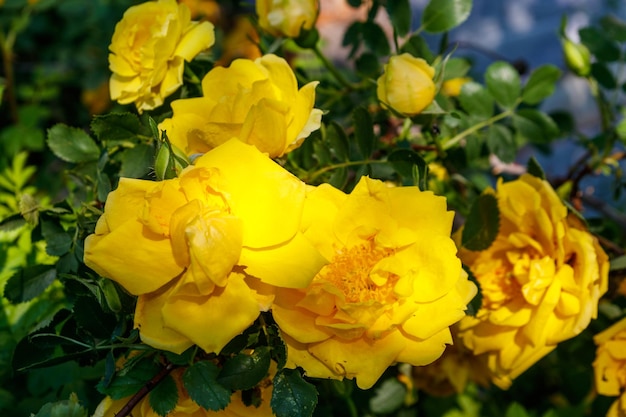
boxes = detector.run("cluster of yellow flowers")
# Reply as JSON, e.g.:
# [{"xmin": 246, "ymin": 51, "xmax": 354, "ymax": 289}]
[{"xmin": 90, "ymin": 0, "xmax": 614, "ymax": 415}]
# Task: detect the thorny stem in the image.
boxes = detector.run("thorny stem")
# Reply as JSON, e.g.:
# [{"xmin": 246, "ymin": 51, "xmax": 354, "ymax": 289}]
[{"xmin": 116, "ymin": 361, "xmax": 176, "ymax": 417}]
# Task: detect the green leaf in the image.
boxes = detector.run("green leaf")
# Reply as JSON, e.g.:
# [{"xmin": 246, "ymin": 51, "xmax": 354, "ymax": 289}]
[
  {"xmin": 400, "ymin": 34, "xmax": 435, "ymax": 63},
  {"xmin": 105, "ymin": 358, "xmax": 161, "ymax": 399},
  {"xmin": 522, "ymin": 65, "xmax": 562, "ymax": 104},
  {"xmin": 386, "ymin": 0, "xmax": 411, "ymax": 37},
  {"xmin": 4, "ymin": 265, "xmax": 57, "ymax": 303},
  {"xmin": 120, "ymin": 144, "xmax": 154, "ymax": 178},
  {"xmin": 442, "ymin": 57, "xmax": 471, "ymax": 80},
  {"xmin": 47, "ymin": 124, "xmax": 100, "ymax": 163},
  {"xmin": 353, "ymin": 107, "xmax": 376, "ymax": 158},
  {"xmin": 347, "ymin": 0, "xmax": 361, "ymax": 7},
  {"xmin": 422, "ymin": 0, "xmax": 472, "ymax": 33},
  {"xmin": 72, "ymin": 296, "xmax": 117, "ymax": 339},
  {"xmin": 462, "ymin": 192, "xmax": 500, "ymax": 251},
  {"xmin": 148, "ymin": 115, "xmax": 161, "ymax": 141},
  {"xmin": 458, "ymin": 82, "xmax": 495, "ymax": 119},
  {"xmin": 526, "ymin": 156, "xmax": 546, "ymax": 180},
  {"xmin": 369, "ymin": 378, "xmax": 406, "ymax": 414},
  {"xmin": 610, "ymin": 255, "xmax": 626, "ymax": 271},
  {"xmin": 355, "ymin": 52, "xmax": 381, "ymax": 77},
  {"xmin": 217, "ymin": 346, "xmax": 271, "ymax": 390},
  {"xmin": 90, "ymin": 112, "xmax": 145, "ymax": 144},
  {"xmin": 591, "ymin": 62, "xmax": 618, "ymax": 89},
  {"xmin": 325, "ymin": 122, "xmax": 349, "ymax": 161},
  {"xmin": 487, "ymin": 124, "xmax": 516, "ymax": 163},
  {"xmin": 183, "ymin": 361, "xmax": 231, "ymax": 411},
  {"xmin": 485, "ymin": 61, "xmax": 521, "ymax": 109},
  {"xmin": 387, "ymin": 149, "xmax": 428, "ymax": 190},
  {"xmin": 362, "ymin": 21, "xmax": 390, "ymax": 56},
  {"xmin": 513, "ymin": 109, "xmax": 560, "ymax": 144},
  {"xmin": 600, "ymin": 15, "xmax": 626, "ymax": 42},
  {"xmin": 506, "ymin": 402, "xmax": 530, "ymax": 417},
  {"xmin": 464, "ymin": 266, "xmax": 482, "ymax": 316},
  {"xmin": 149, "ymin": 374, "xmax": 179, "ymax": 417},
  {"xmin": 270, "ymin": 369, "xmax": 317, "ymax": 417},
  {"xmin": 579, "ymin": 27, "xmax": 621, "ymax": 62},
  {"xmin": 41, "ymin": 218, "xmax": 72, "ymax": 256}
]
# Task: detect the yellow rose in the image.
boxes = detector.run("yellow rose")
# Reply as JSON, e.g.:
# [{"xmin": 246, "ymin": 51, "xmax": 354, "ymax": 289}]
[
  {"xmin": 441, "ymin": 77, "xmax": 472, "ymax": 97},
  {"xmin": 158, "ymin": 54, "xmax": 322, "ymax": 158},
  {"xmin": 376, "ymin": 53, "xmax": 436, "ymax": 117},
  {"xmin": 215, "ymin": 16, "xmax": 262, "ymax": 66},
  {"xmin": 84, "ymin": 139, "xmax": 326, "ymax": 354},
  {"xmin": 256, "ymin": 0, "xmax": 318, "ymax": 38},
  {"xmin": 594, "ymin": 317, "xmax": 626, "ymax": 417},
  {"xmin": 108, "ymin": 0, "xmax": 215, "ymax": 112},
  {"xmin": 457, "ymin": 174, "xmax": 609, "ymax": 389},
  {"xmin": 272, "ymin": 177, "xmax": 477, "ymax": 389}
]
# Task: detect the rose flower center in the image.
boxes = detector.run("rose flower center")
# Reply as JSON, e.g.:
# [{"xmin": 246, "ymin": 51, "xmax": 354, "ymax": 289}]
[{"xmin": 318, "ymin": 241, "xmax": 398, "ymax": 304}]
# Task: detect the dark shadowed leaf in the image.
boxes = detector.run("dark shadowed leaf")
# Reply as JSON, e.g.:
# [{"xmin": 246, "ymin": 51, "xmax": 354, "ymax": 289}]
[
  {"xmin": 462, "ymin": 192, "xmax": 500, "ymax": 251},
  {"xmin": 5, "ymin": 265, "xmax": 57, "ymax": 303},
  {"xmin": 217, "ymin": 346, "xmax": 271, "ymax": 390},
  {"xmin": 183, "ymin": 361, "xmax": 231, "ymax": 411},
  {"xmin": 149, "ymin": 374, "xmax": 179, "ymax": 417},
  {"xmin": 270, "ymin": 369, "xmax": 317, "ymax": 417}
]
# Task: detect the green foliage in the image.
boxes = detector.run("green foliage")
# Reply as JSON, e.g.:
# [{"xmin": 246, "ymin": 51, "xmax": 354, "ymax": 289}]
[
  {"xmin": 3, "ymin": 2, "xmax": 626, "ymax": 417},
  {"xmin": 462, "ymin": 192, "xmax": 500, "ymax": 251},
  {"xmin": 183, "ymin": 361, "xmax": 231, "ymax": 411},
  {"xmin": 271, "ymin": 368, "xmax": 318, "ymax": 417},
  {"xmin": 422, "ymin": 0, "xmax": 473, "ymax": 33}
]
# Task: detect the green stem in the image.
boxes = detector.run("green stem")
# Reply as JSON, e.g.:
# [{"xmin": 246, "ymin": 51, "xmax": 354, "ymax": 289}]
[
  {"xmin": 311, "ymin": 44, "xmax": 360, "ymax": 90},
  {"xmin": 306, "ymin": 159, "xmax": 387, "ymax": 183},
  {"xmin": 442, "ymin": 109, "xmax": 514, "ymax": 151}
]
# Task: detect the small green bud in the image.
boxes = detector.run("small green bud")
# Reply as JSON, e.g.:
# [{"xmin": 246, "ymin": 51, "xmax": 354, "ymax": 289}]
[
  {"xmin": 154, "ymin": 131, "xmax": 190, "ymax": 180},
  {"xmin": 99, "ymin": 278, "xmax": 122, "ymax": 314},
  {"xmin": 562, "ymin": 38, "xmax": 591, "ymax": 77}
]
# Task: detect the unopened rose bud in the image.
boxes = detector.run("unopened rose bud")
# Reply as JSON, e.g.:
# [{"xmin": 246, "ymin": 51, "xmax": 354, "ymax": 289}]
[
  {"xmin": 562, "ymin": 38, "xmax": 591, "ymax": 77},
  {"xmin": 154, "ymin": 133, "xmax": 189, "ymax": 180}
]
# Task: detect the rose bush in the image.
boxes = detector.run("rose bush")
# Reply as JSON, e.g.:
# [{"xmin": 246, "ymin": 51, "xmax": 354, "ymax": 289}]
[
  {"xmin": 272, "ymin": 177, "xmax": 477, "ymax": 389},
  {"xmin": 108, "ymin": 0, "xmax": 215, "ymax": 112},
  {"xmin": 457, "ymin": 174, "xmax": 609, "ymax": 389},
  {"xmin": 84, "ymin": 139, "xmax": 326, "ymax": 354},
  {"xmin": 158, "ymin": 54, "xmax": 322, "ymax": 158},
  {"xmin": 376, "ymin": 53, "xmax": 436, "ymax": 116}
]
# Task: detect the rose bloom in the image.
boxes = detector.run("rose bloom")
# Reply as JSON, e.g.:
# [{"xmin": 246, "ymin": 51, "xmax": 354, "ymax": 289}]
[
  {"xmin": 272, "ymin": 177, "xmax": 477, "ymax": 389},
  {"xmin": 108, "ymin": 0, "xmax": 215, "ymax": 112},
  {"xmin": 94, "ymin": 363, "xmax": 276, "ymax": 417},
  {"xmin": 457, "ymin": 174, "xmax": 609, "ymax": 389},
  {"xmin": 84, "ymin": 139, "xmax": 326, "ymax": 354},
  {"xmin": 594, "ymin": 317, "xmax": 626, "ymax": 417},
  {"xmin": 256, "ymin": 0, "xmax": 318, "ymax": 38},
  {"xmin": 158, "ymin": 54, "xmax": 322, "ymax": 158},
  {"xmin": 377, "ymin": 53, "xmax": 436, "ymax": 117}
]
